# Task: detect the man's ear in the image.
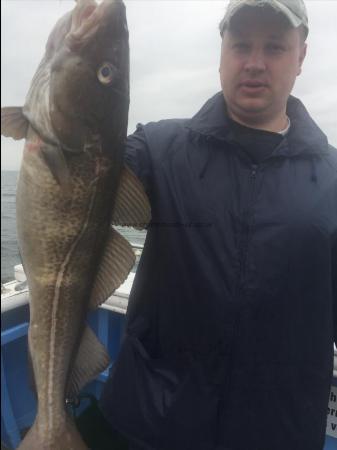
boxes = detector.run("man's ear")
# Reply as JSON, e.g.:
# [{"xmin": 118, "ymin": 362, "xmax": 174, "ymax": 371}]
[{"xmin": 297, "ymin": 42, "xmax": 307, "ymax": 76}]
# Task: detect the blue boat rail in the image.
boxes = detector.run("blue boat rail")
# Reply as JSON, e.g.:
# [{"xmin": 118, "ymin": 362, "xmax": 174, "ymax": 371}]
[{"xmin": 1, "ymin": 242, "xmax": 337, "ymax": 449}]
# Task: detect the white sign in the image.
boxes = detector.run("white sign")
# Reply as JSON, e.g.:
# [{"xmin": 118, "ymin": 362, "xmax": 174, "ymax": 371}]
[{"xmin": 326, "ymin": 386, "xmax": 337, "ymax": 438}]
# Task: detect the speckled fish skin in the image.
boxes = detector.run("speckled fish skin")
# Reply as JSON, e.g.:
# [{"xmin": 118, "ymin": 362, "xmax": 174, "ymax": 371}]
[
  {"xmin": 12, "ymin": 1, "xmax": 130, "ymax": 449},
  {"xmin": 16, "ymin": 134, "xmax": 116, "ymax": 450}
]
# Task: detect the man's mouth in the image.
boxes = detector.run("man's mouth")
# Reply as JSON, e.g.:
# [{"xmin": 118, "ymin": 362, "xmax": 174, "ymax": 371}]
[
  {"xmin": 239, "ymin": 80, "xmax": 268, "ymax": 88},
  {"xmin": 239, "ymin": 80, "xmax": 268, "ymax": 94},
  {"xmin": 240, "ymin": 80, "xmax": 267, "ymax": 87}
]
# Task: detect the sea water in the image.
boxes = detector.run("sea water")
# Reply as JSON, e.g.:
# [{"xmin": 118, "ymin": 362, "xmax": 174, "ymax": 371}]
[{"xmin": 1, "ymin": 171, "xmax": 20, "ymax": 283}]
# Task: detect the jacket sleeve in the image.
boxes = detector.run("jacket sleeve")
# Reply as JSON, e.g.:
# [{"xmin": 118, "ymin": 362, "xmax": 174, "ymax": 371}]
[{"xmin": 124, "ymin": 124, "xmax": 152, "ymax": 195}]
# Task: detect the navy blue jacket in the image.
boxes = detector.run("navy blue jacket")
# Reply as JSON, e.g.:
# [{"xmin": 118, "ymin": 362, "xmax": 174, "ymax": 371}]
[{"xmin": 101, "ymin": 93, "xmax": 337, "ymax": 450}]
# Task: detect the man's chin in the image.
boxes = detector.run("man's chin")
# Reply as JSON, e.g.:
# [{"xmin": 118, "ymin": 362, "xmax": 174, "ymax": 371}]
[
  {"xmin": 226, "ymin": 99, "xmax": 275, "ymax": 127},
  {"xmin": 235, "ymin": 97, "xmax": 271, "ymax": 114}
]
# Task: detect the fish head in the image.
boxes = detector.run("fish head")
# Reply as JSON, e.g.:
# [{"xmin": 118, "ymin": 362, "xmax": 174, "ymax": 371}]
[{"xmin": 26, "ymin": 0, "xmax": 129, "ymax": 156}]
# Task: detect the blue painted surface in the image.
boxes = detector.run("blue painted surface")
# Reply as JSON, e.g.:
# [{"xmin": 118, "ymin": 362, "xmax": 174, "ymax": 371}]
[
  {"xmin": 1, "ymin": 303, "xmax": 336, "ymax": 449},
  {"xmin": 1, "ymin": 322, "xmax": 29, "ymax": 346},
  {"xmin": 1, "ymin": 356, "xmax": 21, "ymax": 448},
  {"xmin": 324, "ymin": 436, "xmax": 337, "ymax": 449}
]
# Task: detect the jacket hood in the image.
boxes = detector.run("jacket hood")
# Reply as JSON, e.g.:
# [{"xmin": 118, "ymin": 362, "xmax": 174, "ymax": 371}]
[{"xmin": 187, "ymin": 92, "xmax": 329, "ymax": 159}]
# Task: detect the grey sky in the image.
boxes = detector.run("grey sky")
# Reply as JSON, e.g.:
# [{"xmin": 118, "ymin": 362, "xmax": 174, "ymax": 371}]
[{"xmin": 1, "ymin": 0, "xmax": 337, "ymax": 170}]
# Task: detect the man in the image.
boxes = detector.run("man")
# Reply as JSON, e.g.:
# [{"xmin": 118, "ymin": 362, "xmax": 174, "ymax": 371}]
[{"xmin": 100, "ymin": 1, "xmax": 337, "ymax": 449}]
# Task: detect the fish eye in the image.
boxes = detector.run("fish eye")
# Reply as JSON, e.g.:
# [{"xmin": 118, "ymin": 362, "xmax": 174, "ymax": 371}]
[{"xmin": 97, "ymin": 62, "xmax": 116, "ymax": 85}]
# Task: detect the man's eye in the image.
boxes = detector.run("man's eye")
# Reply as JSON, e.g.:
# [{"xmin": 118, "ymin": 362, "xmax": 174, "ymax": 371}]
[
  {"xmin": 233, "ymin": 43, "xmax": 250, "ymax": 51},
  {"xmin": 266, "ymin": 44, "xmax": 285, "ymax": 53}
]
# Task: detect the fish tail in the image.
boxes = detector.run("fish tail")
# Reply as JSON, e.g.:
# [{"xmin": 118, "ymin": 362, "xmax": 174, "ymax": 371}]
[{"xmin": 17, "ymin": 416, "xmax": 88, "ymax": 450}]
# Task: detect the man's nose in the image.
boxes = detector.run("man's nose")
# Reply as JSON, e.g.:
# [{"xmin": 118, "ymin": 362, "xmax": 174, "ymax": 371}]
[{"xmin": 243, "ymin": 49, "xmax": 266, "ymax": 72}]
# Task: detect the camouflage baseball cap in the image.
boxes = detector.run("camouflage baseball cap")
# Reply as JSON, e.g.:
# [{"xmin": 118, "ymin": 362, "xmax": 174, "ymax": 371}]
[{"xmin": 219, "ymin": 0, "xmax": 308, "ymax": 38}]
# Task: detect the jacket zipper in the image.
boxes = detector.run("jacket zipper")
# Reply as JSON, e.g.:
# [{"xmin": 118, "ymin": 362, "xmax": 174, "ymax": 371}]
[
  {"xmin": 241, "ymin": 164, "xmax": 258, "ymax": 284},
  {"xmin": 236, "ymin": 164, "xmax": 258, "ymax": 292},
  {"xmin": 219, "ymin": 163, "xmax": 259, "ymax": 437}
]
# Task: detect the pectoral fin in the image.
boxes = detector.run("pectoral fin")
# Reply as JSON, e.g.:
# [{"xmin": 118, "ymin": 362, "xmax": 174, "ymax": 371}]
[
  {"xmin": 66, "ymin": 325, "xmax": 110, "ymax": 400},
  {"xmin": 112, "ymin": 165, "xmax": 151, "ymax": 230},
  {"xmin": 1, "ymin": 107, "xmax": 29, "ymax": 140},
  {"xmin": 41, "ymin": 144, "xmax": 70, "ymax": 188},
  {"xmin": 89, "ymin": 227, "xmax": 135, "ymax": 309}
]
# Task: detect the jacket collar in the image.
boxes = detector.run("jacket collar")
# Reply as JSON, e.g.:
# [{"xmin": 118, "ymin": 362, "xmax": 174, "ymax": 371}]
[{"xmin": 187, "ymin": 92, "xmax": 329, "ymax": 158}]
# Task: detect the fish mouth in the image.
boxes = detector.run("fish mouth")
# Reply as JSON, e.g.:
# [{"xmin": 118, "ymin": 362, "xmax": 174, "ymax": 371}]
[{"xmin": 66, "ymin": 0, "xmax": 126, "ymax": 50}]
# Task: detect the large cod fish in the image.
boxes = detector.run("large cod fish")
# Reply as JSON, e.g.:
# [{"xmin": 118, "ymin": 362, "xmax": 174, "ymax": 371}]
[{"xmin": 1, "ymin": 1, "xmax": 150, "ymax": 449}]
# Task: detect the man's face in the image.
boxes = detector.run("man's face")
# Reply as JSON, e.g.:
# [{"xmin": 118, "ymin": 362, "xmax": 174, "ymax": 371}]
[{"xmin": 219, "ymin": 7, "xmax": 307, "ymax": 125}]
